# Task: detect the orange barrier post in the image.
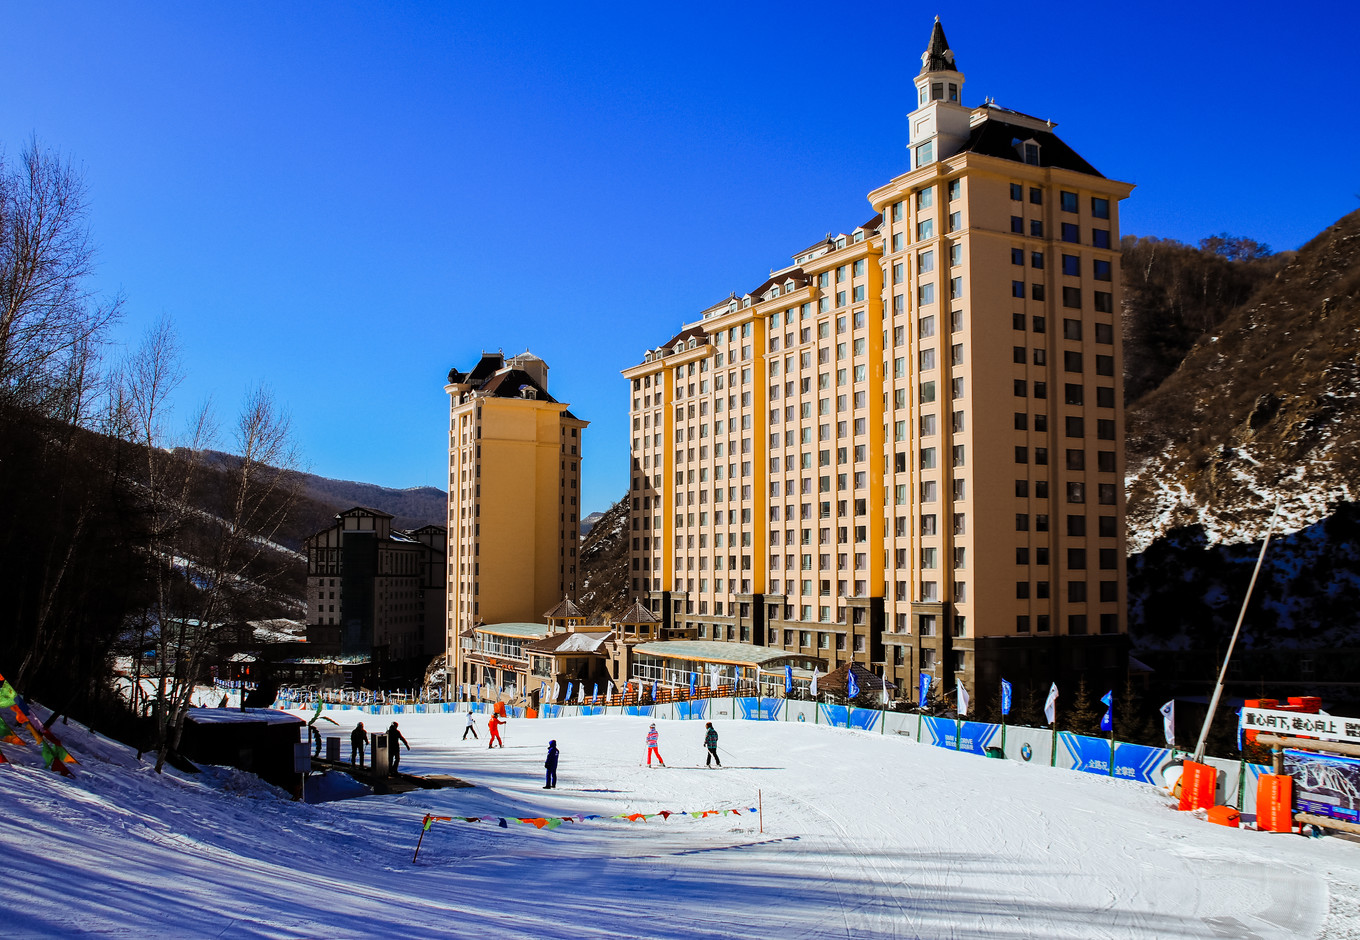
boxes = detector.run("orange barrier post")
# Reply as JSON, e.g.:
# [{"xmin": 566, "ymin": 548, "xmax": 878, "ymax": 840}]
[
  {"xmin": 1207, "ymin": 805, "xmax": 1240, "ymax": 828},
  {"xmin": 1256, "ymin": 774, "xmax": 1294, "ymax": 833},
  {"xmin": 1178, "ymin": 761, "xmax": 1217, "ymax": 812}
]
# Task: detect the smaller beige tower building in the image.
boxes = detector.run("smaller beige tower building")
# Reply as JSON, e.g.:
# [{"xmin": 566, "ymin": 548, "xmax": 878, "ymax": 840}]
[{"xmin": 445, "ymin": 352, "xmax": 588, "ymax": 691}]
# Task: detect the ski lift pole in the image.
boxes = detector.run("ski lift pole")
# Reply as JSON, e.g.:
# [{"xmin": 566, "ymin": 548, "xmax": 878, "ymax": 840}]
[{"xmin": 1192, "ymin": 500, "xmax": 1281, "ymax": 765}]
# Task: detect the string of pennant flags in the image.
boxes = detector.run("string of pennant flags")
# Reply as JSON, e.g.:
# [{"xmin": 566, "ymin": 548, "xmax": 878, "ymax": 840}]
[
  {"xmin": 0, "ymin": 672, "xmax": 78, "ymax": 775},
  {"xmin": 413, "ymin": 805, "xmax": 759, "ymax": 860},
  {"xmin": 423, "ymin": 805, "xmax": 756, "ymax": 831}
]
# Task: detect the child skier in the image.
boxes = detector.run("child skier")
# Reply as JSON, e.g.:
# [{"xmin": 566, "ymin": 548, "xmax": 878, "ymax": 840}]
[
  {"xmin": 645, "ymin": 723, "xmax": 665, "ymax": 767},
  {"xmin": 704, "ymin": 722, "xmax": 721, "ymax": 768},
  {"xmin": 544, "ymin": 740, "xmax": 559, "ymax": 789},
  {"xmin": 488, "ymin": 712, "xmax": 505, "ymax": 748}
]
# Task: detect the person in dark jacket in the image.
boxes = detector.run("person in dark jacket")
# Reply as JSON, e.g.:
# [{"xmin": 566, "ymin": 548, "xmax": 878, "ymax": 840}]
[
  {"xmin": 544, "ymin": 739, "xmax": 559, "ymax": 789},
  {"xmin": 350, "ymin": 722, "xmax": 368, "ymax": 768},
  {"xmin": 388, "ymin": 721, "xmax": 410, "ymax": 773},
  {"xmin": 704, "ymin": 722, "xmax": 721, "ymax": 768}
]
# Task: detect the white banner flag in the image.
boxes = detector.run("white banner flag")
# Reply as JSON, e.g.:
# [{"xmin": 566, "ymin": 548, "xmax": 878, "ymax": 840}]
[
  {"xmin": 810, "ymin": 668, "xmax": 820, "ymax": 697},
  {"xmin": 1160, "ymin": 700, "xmax": 1175, "ymax": 746},
  {"xmin": 957, "ymin": 683, "xmax": 970, "ymax": 717},
  {"xmin": 1044, "ymin": 683, "xmax": 1059, "ymax": 726}
]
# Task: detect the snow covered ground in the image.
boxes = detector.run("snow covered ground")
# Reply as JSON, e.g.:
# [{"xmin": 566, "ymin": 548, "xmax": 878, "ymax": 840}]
[{"xmin": 4, "ymin": 707, "xmax": 1360, "ymax": 939}]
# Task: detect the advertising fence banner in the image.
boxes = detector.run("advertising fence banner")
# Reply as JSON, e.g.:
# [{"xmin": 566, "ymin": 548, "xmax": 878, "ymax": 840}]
[{"xmin": 735, "ymin": 697, "xmax": 780, "ymax": 721}]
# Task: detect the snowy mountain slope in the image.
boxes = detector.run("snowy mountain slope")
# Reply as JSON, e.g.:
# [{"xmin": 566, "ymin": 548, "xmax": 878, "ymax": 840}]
[
  {"xmin": 4, "ymin": 708, "xmax": 1359, "ymax": 939},
  {"xmin": 1125, "ymin": 209, "xmax": 1360, "ymax": 554}
]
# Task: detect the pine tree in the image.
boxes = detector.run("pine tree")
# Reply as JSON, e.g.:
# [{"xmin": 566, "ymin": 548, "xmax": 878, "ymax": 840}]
[{"xmin": 1066, "ymin": 677, "xmax": 1102, "ymax": 737}]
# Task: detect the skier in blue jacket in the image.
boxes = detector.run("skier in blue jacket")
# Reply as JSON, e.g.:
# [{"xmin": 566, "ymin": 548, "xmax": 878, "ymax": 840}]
[{"xmin": 544, "ymin": 740, "xmax": 559, "ymax": 789}]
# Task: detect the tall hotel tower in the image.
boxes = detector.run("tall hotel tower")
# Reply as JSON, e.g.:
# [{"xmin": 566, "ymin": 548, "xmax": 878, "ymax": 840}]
[
  {"xmin": 445, "ymin": 351, "xmax": 588, "ymax": 689},
  {"xmin": 622, "ymin": 19, "xmax": 1132, "ymax": 708}
]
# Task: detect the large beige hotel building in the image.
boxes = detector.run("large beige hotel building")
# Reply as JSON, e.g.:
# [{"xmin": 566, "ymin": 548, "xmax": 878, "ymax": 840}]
[
  {"xmin": 444, "ymin": 351, "xmax": 588, "ymax": 689},
  {"xmin": 622, "ymin": 19, "xmax": 1133, "ymax": 710}
]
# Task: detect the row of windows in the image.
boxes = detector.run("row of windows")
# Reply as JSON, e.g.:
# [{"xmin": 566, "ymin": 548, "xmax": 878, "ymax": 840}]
[
  {"xmin": 1009, "ymin": 216, "xmax": 1112, "ymax": 248},
  {"xmin": 1011, "ymin": 249, "xmax": 1112, "ymax": 280},
  {"xmin": 1009, "ymin": 184, "xmax": 1110, "ymax": 220},
  {"xmin": 1016, "ymin": 613, "xmax": 1119, "ymax": 635}
]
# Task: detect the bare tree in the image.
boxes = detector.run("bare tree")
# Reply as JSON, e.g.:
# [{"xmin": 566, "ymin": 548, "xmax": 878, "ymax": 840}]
[
  {"xmin": 0, "ymin": 139, "xmax": 121, "ymax": 419},
  {"xmin": 114, "ymin": 320, "xmax": 302, "ymax": 770}
]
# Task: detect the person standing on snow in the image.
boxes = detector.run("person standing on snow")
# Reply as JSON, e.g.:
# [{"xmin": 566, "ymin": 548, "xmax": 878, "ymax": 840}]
[
  {"xmin": 462, "ymin": 711, "xmax": 478, "ymax": 741},
  {"xmin": 350, "ymin": 722, "xmax": 368, "ymax": 768},
  {"xmin": 645, "ymin": 723, "xmax": 665, "ymax": 767},
  {"xmin": 488, "ymin": 712, "xmax": 505, "ymax": 748},
  {"xmin": 703, "ymin": 722, "xmax": 721, "ymax": 768},
  {"xmin": 388, "ymin": 721, "xmax": 410, "ymax": 773},
  {"xmin": 544, "ymin": 739, "xmax": 559, "ymax": 789}
]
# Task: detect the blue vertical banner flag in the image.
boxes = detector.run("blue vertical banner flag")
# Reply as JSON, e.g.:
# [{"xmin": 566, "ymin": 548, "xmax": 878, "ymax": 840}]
[
  {"xmin": 1000, "ymin": 679, "xmax": 1013, "ymax": 717},
  {"xmin": 919, "ymin": 672, "xmax": 931, "ymax": 706},
  {"xmin": 689, "ymin": 672, "xmax": 696, "ymax": 697},
  {"xmin": 539, "ymin": 682, "xmax": 546, "ymax": 703},
  {"xmin": 1100, "ymin": 690, "xmax": 1113, "ymax": 733},
  {"xmin": 565, "ymin": 682, "xmax": 573, "ymax": 703},
  {"xmin": 651, "ymin": 681, "xmax": 658, "ymax": 703},
  {"xmin": 592, "ymin": 683, "xmax": 598, "ymax": 701},
  {"xmin": 847, "ymin": 669, "xmax": 860, "ymax": 700},
  {"xmin": 785, "ymin": 665, "xmax": 793, "ymax": 695},
  {"xmin": 1236, "ymin": 707, "xmax": 1244, "ymax": 752}
]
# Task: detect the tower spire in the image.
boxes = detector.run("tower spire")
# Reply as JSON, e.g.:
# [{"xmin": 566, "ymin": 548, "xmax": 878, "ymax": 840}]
[{"xmin": 920, "ymin": 16, "xmax": 957, "ymax": 75}]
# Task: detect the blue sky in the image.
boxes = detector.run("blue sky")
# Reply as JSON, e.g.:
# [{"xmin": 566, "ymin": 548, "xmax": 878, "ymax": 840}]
[{"xmin": 3, "ymin": 1, "xmax": 1357, "ymax": 517}]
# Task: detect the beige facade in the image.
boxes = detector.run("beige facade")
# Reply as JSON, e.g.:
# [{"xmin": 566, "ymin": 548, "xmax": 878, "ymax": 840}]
[
  {"xmin": 623, "ymin": 19, "xmax": 1133, "ymax": 711},
  {"xmin": 445, "ymin": 351, "xmax": 588, "ymax": 691}
]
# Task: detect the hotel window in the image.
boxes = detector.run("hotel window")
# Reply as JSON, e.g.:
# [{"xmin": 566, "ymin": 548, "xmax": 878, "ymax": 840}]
[
  {"xmin": 918, "ymin": 249, "xmax": 935, "ymax": 273},
  {"xmin": 948, "ymin": 179, "xmax": 961, "ymax": 200},
  {"xmin": 1010, "ymin": 183, "xmax": 1022, "ymax": 200},
  {"xmin": 1031, "ymin": 284, "xmax": 1045, "ymax": 301},
  {"xmin": 1031, "ymin": 251, "xmax": 1044, "ymax": 269},
  {"xmin": 1029, "ymin": 187, "xmax": 1043, "ymax": 205},
  {"xmin": 949, "ymin": 244, "xmax": 962, "ymax": 267},
  {"xmin": 915, "ymin": 141, "xmax": 933, "ymax": 167},
  {"xmin": 918, "ymin": 188, "xmax": 934, "ymax": 209},
  {"xmin": 1062, "ymin": 223, "xmax": 1080, "ymax": 243},
  {"xmin": 1063, "ymin": 287, "xmax": 1082, "ymax": 309},
  {"xmin": 1012, "ymin": 280, "xmax": 1025, "ymax": 298},
  {"xmin": 1011, "ymin": 216, "xmax": 1023, "ymax": 234},
  {"xmin": 1093, "ymin": 259, "xmax": 1112, "ymax": 281},
  {"xmin": 918, "ymin": 316, "xmax": 934, "ymax": 338},
  {"xmin": 917, "ymin": 219, "xmax": 934, "ymax": 240},
  {"xmin": 1095, "ymin": 323, "xmax": 1114, "ymax": 344},
  {"xmin": 1092, "ymin": 229, "xmax": 1111, "ymax": 249},
  {"xmin": 1094, "ymin": 291, "xmax": 1113, "ymax": 312},
  {"xmin": 920, "ymin": 348, "xmax": 935, "ymax": 369},
  {"xmin": 1091, "ymin": 197, "xmax": 1110, "ymax": 219},
  {"xmin": 1060, "ymin": 191, "xmax": 1078, "ymax": 213},
  {"xmin": 891, "ymin": 201, "xmax": 903, "ymax": 221},
  {"xmin": 1062, "ymin": 254, "xmax": 1080, "ymax": 276},
  {"xmin": 948, "ymin": 211, "xmax": 962, "ymax": 232},
  {"xmin": 1030, "ymin": 220, "xmax": 1044, "ymax": 238}
]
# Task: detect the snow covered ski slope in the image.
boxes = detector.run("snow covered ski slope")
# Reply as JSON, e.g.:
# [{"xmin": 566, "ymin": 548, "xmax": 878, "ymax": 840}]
[{"xmin": 3, "ymin": 709, "xmax": 1359, "ymax": 938}]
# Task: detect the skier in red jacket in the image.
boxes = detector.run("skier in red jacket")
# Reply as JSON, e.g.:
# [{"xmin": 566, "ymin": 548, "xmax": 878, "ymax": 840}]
[{"xmin": 488, "ymin": 713, "xmax": 505, "ymax": 749}]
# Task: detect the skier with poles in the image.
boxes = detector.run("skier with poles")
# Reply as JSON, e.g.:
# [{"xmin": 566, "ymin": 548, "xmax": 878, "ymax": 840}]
[
  {"xmin": 488, "ymin": 712, "xmax": 506, "ymax": 748},
  {"xmin": 462, "ymin": 711, "xmax": 478, "ymax": 741},
  {"xmin": 703, "ymin": 722, "xmax": 721, "ymax": 768},
  {"xmin": 645, "ymin": 723, "xmax": 665, "ymax": 767},
  {"xmin": 388, "ymin": 721, "xmax": 410, "ymax": 773}
]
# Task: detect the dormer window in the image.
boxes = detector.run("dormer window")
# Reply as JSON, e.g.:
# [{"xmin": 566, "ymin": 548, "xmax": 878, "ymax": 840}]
[
  {"xmin": 1014, "ymin": 138, "xmax": 1041, "ymax": 166},
  {"xmin": 916, "ymin": 141, "xmax": 934, "ymax": 167},
  {"xmin": 835, "ymin": 236, "xmax": 846, "ymax": 249},
  {"xmin": 644, "ymin": 351, "xmax": 653, "ymax": 362},
  {"xmin": 687, "ymin": 338, "xmax": 697, "ymax": 350}
]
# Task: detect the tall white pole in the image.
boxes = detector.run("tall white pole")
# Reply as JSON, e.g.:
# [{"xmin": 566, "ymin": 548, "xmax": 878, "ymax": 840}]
[{"xmin": 1191, "ymin": 501, "xmax": 1281, "ymax": 765}]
